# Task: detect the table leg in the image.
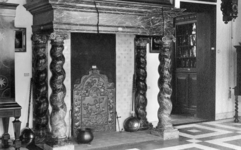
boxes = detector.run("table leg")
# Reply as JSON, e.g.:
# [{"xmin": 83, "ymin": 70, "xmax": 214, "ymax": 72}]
[
  {"xmin": 2, "ymin": 117, "xmax": 10, "ymax": 148},
  {"xmin": 13, "ymin": 117, "xmax": 21, "ymax": 150}
]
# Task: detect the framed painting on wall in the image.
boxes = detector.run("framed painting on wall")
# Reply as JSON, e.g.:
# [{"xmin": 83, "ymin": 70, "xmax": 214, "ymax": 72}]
[
  {"xmin": 15, "ymin": 28, "xmax": 26, "ymax": 52},
  {"xmin": 150, "ymin": 36, "xmax": 163, "ymax": 53}
]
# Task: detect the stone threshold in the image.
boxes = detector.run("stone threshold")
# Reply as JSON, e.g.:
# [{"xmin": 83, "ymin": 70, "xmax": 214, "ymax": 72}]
[{"xmin": 74, "ymin": 130, "xmax": 162, "ymax": 150}]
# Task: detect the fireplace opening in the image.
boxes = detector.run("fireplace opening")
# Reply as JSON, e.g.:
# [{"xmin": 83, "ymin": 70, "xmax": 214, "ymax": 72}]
[{"xmin": 71, "ymin": 33, "xmax": 116, "ymax": 137}]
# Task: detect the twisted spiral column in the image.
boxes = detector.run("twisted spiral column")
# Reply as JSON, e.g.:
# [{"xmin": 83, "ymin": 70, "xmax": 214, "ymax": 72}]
[
  {"xmin": 32, "ymin": 34, "xmax": 49, "ymax": 142},
  {"xmin": 49, "ymin": 33, "xmax": 67, "ymax": 142},
  {"xmin": 135, "ymin": 37, "xmax": 150, "ymax": 130},
  {"xmin": 151, "ymin": 36, "xmax": 178, "ymax": 140},
  {"xmin": 156, "ymin": 40, "xmax": 173, "ymax": 130}
]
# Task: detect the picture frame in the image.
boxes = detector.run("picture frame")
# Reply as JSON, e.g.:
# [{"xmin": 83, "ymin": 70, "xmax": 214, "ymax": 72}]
[
  {"xmin": 150, "ymin": 36, "xmax": 163, "ymax": 53},
  {"xmin": 15, "ymin": 28, "xmax": 26, "ymax": 52}
]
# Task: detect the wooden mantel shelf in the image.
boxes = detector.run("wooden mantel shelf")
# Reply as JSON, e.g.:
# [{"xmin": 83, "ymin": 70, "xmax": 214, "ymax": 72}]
[{"xmin": 24, "ymin": 0, "xmax": 184, "ymax": 35}]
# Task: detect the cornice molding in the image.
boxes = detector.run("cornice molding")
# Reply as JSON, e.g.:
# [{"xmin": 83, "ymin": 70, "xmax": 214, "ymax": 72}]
[
  {"xmin": 0, "ymin": 3, "xmax": 18, "ymax": 10},
  {"xmin": 24, "ymin": 0, "xmax": 184, "ymax": 35},
  {"xmin": 25, "ymin": 0, "xmax": 173, "ymax": 15},
  {"xmin": 0, "ymin": 3, "xmax": 18, "ymax": 17},
  {"xmin": 24, "ymin": 1, "xmax": 52, "ymax": 14}
]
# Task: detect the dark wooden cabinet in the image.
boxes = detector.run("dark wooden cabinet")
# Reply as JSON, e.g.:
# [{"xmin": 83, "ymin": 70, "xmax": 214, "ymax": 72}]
[
  {"xmin": 0, "ymin": 3, "xmax": 21, "ymax": 150},
  {"xmin": 174, "ymin": 14, "xmax": 197, "ymax": 115}
]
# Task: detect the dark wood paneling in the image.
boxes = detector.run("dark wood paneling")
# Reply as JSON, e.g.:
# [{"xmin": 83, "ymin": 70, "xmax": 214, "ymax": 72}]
[
  {"xmin": 196, "ymin": 12, "xmax": 215, "ymax": 120},
  {"xmin": 175, "ymin": 73, "xmax": 197, "ymax": 115},
  {"xmin": 188, "ymin": 73, "xmax": 197, "ymax": 114},
  {"xmin": 180, "ymin": 2, "xmax": 216, "ymax": 121},
  {"xmin": 176, "ymin": 73, "xmax": 188, "ymax": 113},
  {"xmin": 235, "ymin": 46, "xmax": 241, "ymax": 95}
]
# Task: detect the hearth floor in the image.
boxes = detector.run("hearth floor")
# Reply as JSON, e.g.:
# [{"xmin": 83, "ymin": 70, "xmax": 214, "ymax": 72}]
[{"xmin": 74, "ymin": 130, "xmax": 162, "ymax": 150}]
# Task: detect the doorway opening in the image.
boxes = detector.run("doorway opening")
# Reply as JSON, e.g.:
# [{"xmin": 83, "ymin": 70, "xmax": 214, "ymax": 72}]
[{"xmin": 171, "ymin": 2, "xmax": 216, "ymax": 125}]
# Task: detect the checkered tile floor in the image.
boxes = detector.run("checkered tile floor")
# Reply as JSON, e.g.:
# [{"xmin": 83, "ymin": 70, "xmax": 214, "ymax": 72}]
[
  {"xmin": 2, "ymin": 119, "xmax": 241, "ymax": 150},
  {"xmin": 120, "ymin": 119, "xmax": 241, "ymax": 150}
]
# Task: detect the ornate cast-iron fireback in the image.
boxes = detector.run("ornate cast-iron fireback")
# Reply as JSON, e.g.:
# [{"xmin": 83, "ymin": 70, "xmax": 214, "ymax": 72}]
[{"xmin": 73, "ymin": 67, "xmax": 115, "ymax": 138}]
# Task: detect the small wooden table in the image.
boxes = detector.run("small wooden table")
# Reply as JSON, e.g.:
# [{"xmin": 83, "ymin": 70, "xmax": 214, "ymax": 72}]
[{"xmin": 0, "ymin": 102, "xmax": 21, "ymax": 150}]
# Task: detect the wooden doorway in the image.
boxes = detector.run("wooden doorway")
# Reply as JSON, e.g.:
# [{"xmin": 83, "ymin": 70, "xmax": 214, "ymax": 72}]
[{"xmin": 172, "ymin": 2, "xmax": 216, "ymax": 125}]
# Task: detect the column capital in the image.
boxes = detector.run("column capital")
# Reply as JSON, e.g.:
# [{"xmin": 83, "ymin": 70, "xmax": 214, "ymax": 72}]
[
  {"xmin": 162, "ymin": 35, "xmax": 175, "ymax": 46},
  {"xmin": 32, "ymin": 34, "xmax": 48, "ymax": 44},
  {"xmin": 50, "ymin": 32, "xmax": 68, "ymax": 42},
  {"xmin": 135, "ymin": 36, "xmax": 151, "ymax": 47}
]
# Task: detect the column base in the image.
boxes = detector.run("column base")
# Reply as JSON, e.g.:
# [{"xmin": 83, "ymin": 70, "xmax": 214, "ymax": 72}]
[
  {"xmin": 150, "ymin": 128, "xmax": 179, "ymax": 140},
  {"xmin": 36, "ymin": 136, "xmax": 75, "ymax": 150},
  {"xmin": 37, "ymin": 143, "xmax": 75, "ymax": 150}
]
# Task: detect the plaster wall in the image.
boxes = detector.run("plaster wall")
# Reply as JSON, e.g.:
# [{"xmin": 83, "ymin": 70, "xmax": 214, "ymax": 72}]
[
  {"xmin": 146, "ymin": 44, "xmax": 159, "ymax": 126},
  {"xmin": 215, "ymin": 0, "xmax": 236, "ymax": 119},
  {"xmin": 205, "ymin": 0, "xmax": 241, "ymax": 120}
]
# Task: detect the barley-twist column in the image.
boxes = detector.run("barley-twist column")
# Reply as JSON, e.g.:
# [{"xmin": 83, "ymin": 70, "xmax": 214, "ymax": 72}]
[
  {"xmin": 49, "ymin": 33, "xmax": 67, "ymax": 142},
  {"xmin": 135, "ymin": 37, "xmax": 151, "ymax": 130},
  {"xmin": 157, "ymin": 41, "xmax": 173, "ymax": 129},
  {"xmin": 32, "ymin": 34, "xmax": 49, "ymax": 142},
  {"xmin": 151, "ymin": 36, "xmax": 179, "ymax": 140}
]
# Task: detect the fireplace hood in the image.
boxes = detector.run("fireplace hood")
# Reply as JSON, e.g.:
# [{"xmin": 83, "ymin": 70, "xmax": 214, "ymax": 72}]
[{"xmin": 24, "ymin": 0, "xmax": 184, "ymax": 36}]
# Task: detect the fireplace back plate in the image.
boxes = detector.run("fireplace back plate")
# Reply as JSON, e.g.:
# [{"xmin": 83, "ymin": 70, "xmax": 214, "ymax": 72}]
[{"xmin": 73, "ymin": 68, "xmax": 116, "ymax": 137}]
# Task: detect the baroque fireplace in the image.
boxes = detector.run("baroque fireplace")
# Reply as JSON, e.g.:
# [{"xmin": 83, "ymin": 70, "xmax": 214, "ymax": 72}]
[{"xmin": 24, "ymin": 0, "xmax": 184, "ymax": 145}]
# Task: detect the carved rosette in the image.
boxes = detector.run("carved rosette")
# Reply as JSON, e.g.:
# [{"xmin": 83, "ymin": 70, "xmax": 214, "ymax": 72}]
[
  {"xmin": 49, "ymin": 33, "xmax": 67, "ymax": 140},
  {"xmin": 134, "ymin": 37, "xmax": 150, "ymax": 130},
  {"xmin": 32, "ymin": 34, "xmax": 49, "ymax": 141},
  {"xmin": 156, "ymin": 37, "xmax": 173, "ymax": 130}
]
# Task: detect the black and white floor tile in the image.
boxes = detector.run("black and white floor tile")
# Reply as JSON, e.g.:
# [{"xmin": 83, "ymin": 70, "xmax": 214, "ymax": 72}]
[{"xmin": 120, "ymin": 119, "xmax": 241, "ymax": 150}]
